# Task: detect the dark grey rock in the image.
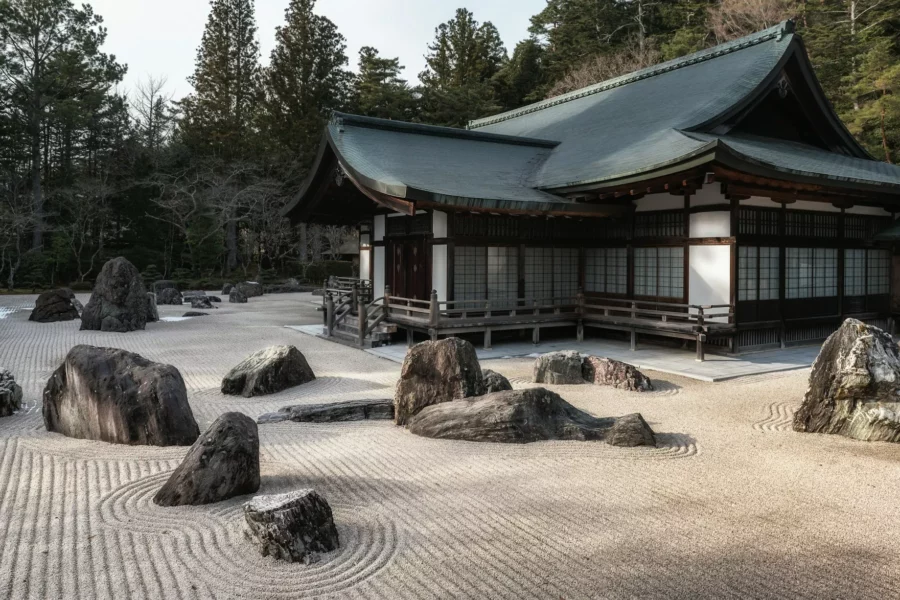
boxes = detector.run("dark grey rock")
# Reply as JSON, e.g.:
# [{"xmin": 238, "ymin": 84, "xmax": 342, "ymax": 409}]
[
  {"xmin": 29, "ymin": 288, "xmax": 81, "ymax": 322},
  {"xmin": 533, "ymin": 351, "xmax": 585, "ymax": 384},
  {"xmin": 79, "ymin": 257, "xmax": 148, "ymax": 332},
  {"xmin": 582, "ymin": 356, "xmax": 653, "ymax": 392},
  {"xmin": 605, "ymin": 413, "xmax": 657, "ymax": 447},
  {"xmin": 182, "ymin": 311, "xmax": 209, "ymax": 317},
  {"xmin": 222, "ymin": 345, "xmax": 315, "ymax": 397},
  {"xmin": 190, "ymin": 296, "xmax": 213, "ymax": 309},
  {"xmin": 258, "ymin": 399, "xmax": 394, "ymax": 424},
  {"xmin": 229, "ymin": 289, "xmax": 248, "ymax": 303},
  {"xmin": 43, "ymin": 345, "xmax": 199, "ymax": 445},
  {"xmin": 394, "ymin": 338, "xmax": 484, "ymax": 426},
  {"xmin": 146, "ymin": 292, "xmax": 159, "ymax": 322},
  {"xmin": 237, "ymin": 282, "xmax": 263, "ymax": 297},
  {"xmin": 222, "ymin": 283, "xmax": 234, "ymax": 295},
  {"xmin": 157, "ymin": 288, "xmax": 184, "ymax": 305},
  {"xmin": 794, "ymin": 318, "xmax": 900, "ymax": 442},
  {"xmin": 482, "ymin": 369, "xmax": 513, "ymax": 394},
  {"xmin": 243, "ymin": 490, "xmax": 339, "ymax": 562},
  {"xmin": 208, "ymin": 296, "xmax": 221, "ymax": 303},
  {"xmin": 407, "ymin": 387, "xmax": 650, "ymax": 444},
  {"xmin": 0, "ymin": 370, "xmax": 23, "ymax": 417},
  {"xmin": 154, "ymin": 412, "xmax": 260, "ymax": 506},
  {"xmin": 153, "ymin": 280, "xmax": 177, "ymax": 294}
]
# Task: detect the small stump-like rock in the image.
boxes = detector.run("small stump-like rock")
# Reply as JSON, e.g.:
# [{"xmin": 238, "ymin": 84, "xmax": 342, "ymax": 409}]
[
  {"xmin": 0, "ymin": 370, "xmax": 23, "ymax": 417},
  {"xmin": 533, "ymin": 351, "xmax": 585, "ymax": 384},
  {"xmin": 583, "ymin": 356, "xmax": 653, "ymax": 392},
  {"xmin": 154, "ymin": 412, "xmax": 260, "ymax": 506},
  {"xmin": 153, "ymin": 280, "xmax": 177, "ymax": 294},
  {"xmin": 146, "ymin": 293, "xmax": 159, "ymax": 322},
  {"xmin": 243, "ymin": 490, "xmax": 340, "ymax": 563},
  {"xmin": 394, "ymin": 338, "xmax": 484, "ymax": 426},
  {"xmin": 794, "ymin": 318, "xmax": 900, "ymax": 442},
  {"xmin": 222, "ymin": 345, "xmax": 315, "ymax": 397},
  {"xmin": 190, "ymin": 296, "xmax": 213, "ymax": 309},
  {"xmin": 258, "ymin": 399, "xmax": 394, "ymax": 424},
  {"xmin": 229, "ymin": 289, "xmax": 248, "ymax": 303},
  {"xmin": 237, "ymin": 281, "xmax": 263, "ymax": 297},
  {"xmin": 29, "ymin": 288, "xmax": 81, "ymax": 322},
  {"xmin": 606, "ymin": 413, "xmax": 657, "ymax": 447},
  {"xmin": 208, "ymin": 295, "xmax": 221, "ymax": 303},
  {"xmin": 482, "ymin": 369, "xmax": 513, "ymax": 393},
  {"xmin": 80, "ymin": 257, "xmax": 148, "ymax": 332},
  {"xmin": 157, "ymin": 288, "xmax": 183, "ymax": 305},
  {"xmin": 43, "ymin": 345, "xmax": 200, "ymax": 445}
]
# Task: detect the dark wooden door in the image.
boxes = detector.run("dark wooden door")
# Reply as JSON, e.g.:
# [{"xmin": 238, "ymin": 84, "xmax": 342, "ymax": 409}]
[{"xmin": 389, "ymin": 238, "xmax": 429, "ymax": 300}]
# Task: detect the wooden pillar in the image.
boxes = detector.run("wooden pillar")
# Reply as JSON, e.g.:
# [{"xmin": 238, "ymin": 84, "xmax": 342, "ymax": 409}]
[
  {"xmin": 358, "ymin": 297, "xmax": 367, "ymax": 348},
  {"xmin": 326, "ymin": 294, "xmax": 335, "ymax": 337}
]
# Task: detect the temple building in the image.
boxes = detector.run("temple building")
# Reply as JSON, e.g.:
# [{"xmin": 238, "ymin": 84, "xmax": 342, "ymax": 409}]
[{"xmin": 284, "ymin": 21, "xmax": 900, "ymax": 357}]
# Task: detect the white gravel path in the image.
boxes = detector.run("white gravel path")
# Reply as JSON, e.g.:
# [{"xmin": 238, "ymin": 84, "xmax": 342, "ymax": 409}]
[{"xmin": 1, "ymin": 292, "xmax": 899, "ymax": 599}]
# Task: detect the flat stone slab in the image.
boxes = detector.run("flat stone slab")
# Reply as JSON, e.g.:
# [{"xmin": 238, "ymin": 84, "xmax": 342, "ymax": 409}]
[{"xmin": 258, "ymin": 399, "xmax": 394, "ymax": 424}]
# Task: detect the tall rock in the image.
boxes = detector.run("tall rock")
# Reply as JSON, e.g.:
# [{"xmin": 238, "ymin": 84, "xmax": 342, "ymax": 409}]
[
  {"xmin": 43, "ymin": 345, "xmax": 200, "ymax": 446},
  {"xmin": 394, "ymin": 338, "xmax": 484, "ymax": 426},
  {"xmin": 794, "ymin": 319, "xmax": 900, "ymax": 442},
  {"xmin": 0, "ymin": 370, "xmax": 23, "ymax": 417},
  {"xmin": 80, "ymin": 257, "xmax": 149, "ymax": 332}
]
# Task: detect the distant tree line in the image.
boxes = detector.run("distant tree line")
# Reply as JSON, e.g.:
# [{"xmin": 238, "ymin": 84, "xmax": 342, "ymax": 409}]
[{"xmin": 0, "ymin": 0, "xmax": 898, "ymax": 289}]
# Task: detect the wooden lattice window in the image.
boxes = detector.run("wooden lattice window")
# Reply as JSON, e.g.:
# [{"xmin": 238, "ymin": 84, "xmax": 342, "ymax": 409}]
[
  {"xmin": 634, "ymin": 211, "xmax": 684, "ymax": 238},
  {"xmin": 739, "ymin": 208, "xmax": 780, "ymax": 235},
  {"xmin": 739, "ymin": 247, "xmax": 779, "ymax": 301},
  {"xmin": 634, "ymin": 247, "xmax": 684, "ymax": 298},
  {"xmin": 785, "ymin": 211, "xmax": 838, "ymax": 237},
  {"xmin": 785, "ymin": 248, "xmax": 837, "ymax": 299},
  {"xmin": 585, "ymin": 248, "xmax": 627, "ymax": 294}
]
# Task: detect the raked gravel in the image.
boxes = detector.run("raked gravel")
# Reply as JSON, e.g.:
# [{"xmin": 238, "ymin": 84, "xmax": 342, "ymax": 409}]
[{"xmin": 1, "ymin": 292, "xmax": 899, "ymax": 599}]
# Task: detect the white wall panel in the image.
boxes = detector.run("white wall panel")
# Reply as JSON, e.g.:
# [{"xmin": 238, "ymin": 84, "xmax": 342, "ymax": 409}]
[
  {"xmin": 690, "ymin": 182, "xmax": 726, "ymax": 207},
  {"xmin": 373, "ymin": 215, "xmax": 385, "ymax": 241},
  {"xmin": 432, "ymin": 245, "xmax": 448, "ymax": 301},
  {"xmin": 689, "ymin": 245, "xmax": 731, "ymax": 323},
  {"xmin": 432, "ymin": 211, "xmax": 448, "ymax": 237},
  {"xmin": 634, "ymin": 193, "xmax": 683, "ymax": 212},
  {"xmin": 359, "ymin": 249, "xmax": 370, "ymax": 281},
  {"xmin": 689, "ymin": 211, "xmax": 730, "ymax": 238},
  {"xmin": 374, "ymin": 246, "xmax": 385, "ymax": 296}
]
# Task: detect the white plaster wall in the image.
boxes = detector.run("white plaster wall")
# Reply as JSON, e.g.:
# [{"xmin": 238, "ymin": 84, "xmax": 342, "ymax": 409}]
[
  {"xmin": 690, "ymin": 182, "xmax": 727, "ymax": 207},
  {"xmin": 373, "ymin": 246, "xmax": 385, "ymax": 296},
  {"xmin": 689, "ymin": 212, "xmax": 731, "ymax": 238},
  {"xmin": 433, "ymin": 210, "xmax": 448, "ymax": 237},
  {"xmin": 846, "ymin": 205, "xmax": 893, "ymax": 216},
  {"xmin": 634, "ymin": 193, "xmax": 683, "ymax": 212},
  {"xmin": 791, "ymin": 199, "xmax": 840, "ymax": 213},
  {"xmin": 359, "ymin": 249, "xmax": 370, "ymax": 281},
  {"xmin": 432, "ymin": 245, "xmax": 448, "ymax": 301},
  {"xmin": 689, "ymin": 245, "xmax": 731, "ymax": 323},
  {"xmin": 373, "ymin": 215, "xmax": 385, "ymax": 242}
]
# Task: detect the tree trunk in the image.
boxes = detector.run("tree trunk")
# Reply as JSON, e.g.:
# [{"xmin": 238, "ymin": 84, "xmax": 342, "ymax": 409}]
[
  {"xmin": 31, "ymin": 117, "xmax": 43, "ymax": 250},
  {"xmin": 226, "ymin": 220, "xmax": 239, "ymax": 271},
  {"xmin": 299, "ymin": 223, "xmax": 308, "ymax": 262}
]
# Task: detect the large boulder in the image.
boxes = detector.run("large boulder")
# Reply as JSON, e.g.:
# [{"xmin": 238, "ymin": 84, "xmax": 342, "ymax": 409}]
[
  {"xmin": 221, "ymin": 345, "xmax": 315, "ymax": 397},
  {"xmin": 582, "ymin": 356, "xmax": 653, "ymax": 392},
  {"xmin": 407, "ymin": 387, "xmax": 656, "ymax": 445},
  {"xmin": 258, "ymin": 399, "xmax": 394, "ymax": 424},
  {"xmin": 482, "ymin": 369, "xmax": 513, "ymax": 394},
  {"xmin": 532, "ymin": 351, "xmax": 585, "ymax": 384},
  {"xmin": 42, "ymin": 345, "xmax": 200, "ymax": 446},
  {"xmin": 794, "ymin": 319, "xmax": 900, "ymax": 442},
  {"xmin": 190, "ymin": 296, "xmax": 213, "ymax": 309},
  {"xmin": 229, "ymin": 289, "xmax": 248, "ymax": 303},
  {"xmin": 152, "ymin": 280, "xmax": 177, "ymax": 294},
  {"xmin": 237, "ymin": 281, "xmax": 263, "ymax": 298},
  {"xmin": 394, "ymin": 338, "xmax": 485, "ymax": 426},
  {"xmin": 80, "ymin": 257, "xmax": 148, "ymax": 332},
  {"xmin": 29, "ymin": 288, "xmax": 81, "ymax": 322},
  {"xmin": 146, "ymin": 293, "xmax": 159, "ymax": 322},
  {"xmin": 243, "ymin": 490, "xmax": 340, "ymax": 563},
  {"xmin": 0, "ymin": 370, "xmax": 23, "ymax": 417},
  {"xmin": 157, "ymin": 288, "xmax": 184, "ymax": 305},
  {"xmin": 154, "ymin": 412, "xmax": 260, "ymax": 506}
]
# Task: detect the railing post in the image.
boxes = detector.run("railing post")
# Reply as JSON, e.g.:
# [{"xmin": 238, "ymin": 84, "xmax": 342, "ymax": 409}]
[
  {"xmin": 696, "ymin": 306, "xmax": 705, "ymax": 362},
  {"xmin": 576, "ymin": 288, "xmax": 584, "ymax": 343},
  {"xmin": 326, "ymin": 293, "xmax": 335, "ymax": 337},
  {"xmin": 358, "ymin": 296, "xmax": 367, "ymax": 348},
  {"xmin": 351, "ymin": 281, "xmax": 359, "ymax": 316},
  {"xmin": 383, "ymin": 285, "xmax": 391, "ymax": 320},
  {"xmin": 430, "ymin": 289, "xmax": 439, "ymax": 327}
]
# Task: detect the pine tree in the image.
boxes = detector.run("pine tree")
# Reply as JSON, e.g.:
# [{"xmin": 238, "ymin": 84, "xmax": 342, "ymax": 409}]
[
  {"xmin": 353, "ymin": 47, "xmax": 416, "ymax": 121},
  {"xmin": 261, "ymin": 0, "xmax": 353, "ymax": 165},
  {"xmin": 418, "ymin": 8, "xmax": 507, "ymax": 127},
  {"xmin": 177, "ymin": 0, "xmax": 262, "ymax": 160}
]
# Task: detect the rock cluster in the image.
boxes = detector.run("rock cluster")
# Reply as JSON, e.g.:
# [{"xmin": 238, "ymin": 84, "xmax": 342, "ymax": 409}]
[
  {"xmin": 43, "ymin": 345, "xmax": 199, "ymax": 446},
  {"xmin": 394, "ymin": 338, "xmax": 484, "ymax": 426},
  {"xmin": 243, "ymin": 490, "xmax": 340, "ymax": 563},
  {"xmin": 80, "ymin": 257, "xmax": 149, "ymax": 332},
  {"xmin": 154, "ymin": 412, "xmax": 260, "ymax": 506},
  {"xmin": 222, "ymin": 345, "xmax": 315, "ymax": 397},
  {"xmin": 0, "ymin": 370, "xmax": 23, "ymax": 417},
  {"xmin": 794, "ymin": 319, "xmax": 900, "ymax": 442},
  {"xmin": 407, "ymin": 387, "xmax": 656, "ymax": 445},
  {"xmin": 533, "ymin": 351, "xmax": 652, "ymax": 391},
  {"xmin": 190, "ymin": 296, "xmax": 213, "ymax": 309},
  {"xmin": 29, "ymin": 288, "xmax": 82, "ymax": 323},
  {"xmin": 258, "ymin": 399, "xmax": 393, "ymax": 424},
  {"xmin": 157, "ymin": 288, "xmax": 183, "ymax": 305}
]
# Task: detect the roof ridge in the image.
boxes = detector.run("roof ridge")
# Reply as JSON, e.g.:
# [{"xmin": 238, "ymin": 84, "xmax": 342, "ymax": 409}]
[
  {"xmin": 468, "ymin": 20, "xmax": 795, "ymax": 130},
  {"xmin": 330, "ymin": 112, "xmax": 559, "ymax": 148}
]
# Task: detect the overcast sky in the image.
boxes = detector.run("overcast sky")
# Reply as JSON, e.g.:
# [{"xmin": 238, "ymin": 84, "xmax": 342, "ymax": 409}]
[{"xmin": 91, "ymin": 0, "xmax": 548, "ymax": 100}]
